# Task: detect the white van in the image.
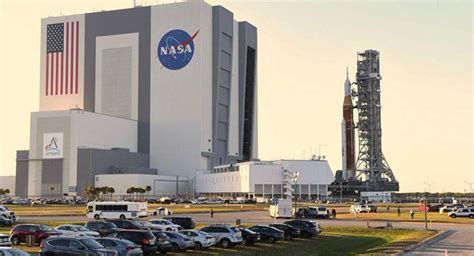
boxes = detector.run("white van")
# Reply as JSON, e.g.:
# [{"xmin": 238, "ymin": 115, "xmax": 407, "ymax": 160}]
[{"xmin": 86, "ymin": 201, "xmax": 148, "ymax": 220}]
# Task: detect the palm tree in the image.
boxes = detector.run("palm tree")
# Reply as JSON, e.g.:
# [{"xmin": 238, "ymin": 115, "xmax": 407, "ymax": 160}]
[
  {"xmin": 4, "ymin": 189, "xmax": 10, "ymax": 196},
  {"xmin": 0, "ymin": 189, "xmax": 4, "ymax": 196},
  {"xmin": 137, "ymin": 188, "xmax": 146, "ymax": 201},
  {"xmin": 84, "ymin": 186, "xmax": 97, "ymax": 200},
  {"xmin": 107, "ymin": 187, "xmax": 115, "ymax": 200},
  {"xmin": 145, "ymin": 185, "xmax": 152, "ymax": 198}
]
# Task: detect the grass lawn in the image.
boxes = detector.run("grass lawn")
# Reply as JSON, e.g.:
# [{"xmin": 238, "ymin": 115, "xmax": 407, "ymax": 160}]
[
  {"xmin": 336, "ymin": 212, "xmax": 474, "ymax": 224},
  {"xmin": 1, "ymin": 223, "xmax": 436, "ymax": 255}
]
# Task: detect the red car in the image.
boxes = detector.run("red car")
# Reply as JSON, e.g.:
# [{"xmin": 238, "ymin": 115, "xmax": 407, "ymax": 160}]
[{"xmin": 10, "ymin": 224, "xmax": 62, "ymax": 245}]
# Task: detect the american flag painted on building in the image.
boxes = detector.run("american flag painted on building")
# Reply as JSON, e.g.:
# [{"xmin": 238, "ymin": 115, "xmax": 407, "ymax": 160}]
[{"xmin": 45, "ymin": 21, "xmax": 79, "ymax": 96}]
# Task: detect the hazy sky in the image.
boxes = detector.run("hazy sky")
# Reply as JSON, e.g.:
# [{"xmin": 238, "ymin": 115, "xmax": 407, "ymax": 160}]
[{"xmin": 0, "ymin": 0, "xmax": 472, "ymax": 192}]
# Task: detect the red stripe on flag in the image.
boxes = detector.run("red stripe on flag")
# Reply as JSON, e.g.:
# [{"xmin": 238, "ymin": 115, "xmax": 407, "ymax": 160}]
[
  {"xmin": 55, "ymin": 52, "xmax": 59, "ymax": 95},
  {"xmin": 75, "ymin": 21, "xmax": 79, "ymax": 94},
  {"xmin": 60, "ymin": 52, "xmax": 63, "ymax": 95},
  {"xmin": 70, "ymin": 22, "xmax": 74, "ymax": 95},
  {"xmin": 45, "ymin": 53, "xmax": 49, "ymax": 96},
  {"xmin": 49, "ymin": 53, "xmax": 54, "ymax": 96},
  {"xmin": 65, "ymin": 22, "xmax": 69, "ymax": 94}
]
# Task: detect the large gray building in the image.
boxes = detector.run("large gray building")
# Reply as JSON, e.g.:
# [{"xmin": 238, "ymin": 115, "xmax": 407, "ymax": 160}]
[{"xmin": 16, "ymin": 0, "xmax": 258, "ymax": 198}]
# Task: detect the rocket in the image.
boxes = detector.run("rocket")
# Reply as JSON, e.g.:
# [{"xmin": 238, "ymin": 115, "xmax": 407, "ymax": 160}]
[{"xmin": 341, "ymin": 68, "xmax": 356, "ymax": 180}]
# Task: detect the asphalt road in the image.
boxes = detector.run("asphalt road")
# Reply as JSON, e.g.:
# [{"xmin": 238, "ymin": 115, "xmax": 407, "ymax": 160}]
[{"xmin": 20, "ymin": 211, "xmax": 474, "ymax": 255}]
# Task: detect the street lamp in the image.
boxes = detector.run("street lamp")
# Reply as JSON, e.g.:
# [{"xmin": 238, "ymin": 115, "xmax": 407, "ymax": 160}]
[{"xmin": 464, "ymin": 181, "xmax": 473, "ymax": 194}]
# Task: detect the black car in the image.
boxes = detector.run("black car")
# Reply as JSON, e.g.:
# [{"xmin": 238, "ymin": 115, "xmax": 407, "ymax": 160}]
[
  {"xmin": 0, "ymin": 216, "xmax": 13, "ymax": 227},
  {"xmin": 150, "ymin": 231, "xmax": 173, "ymax": 254},
  {"xmin": 269, "ymin": 223, "xmax": 300, "ymax": 240},
  {"xmin": 106, "ymin": 229, "xmax": 157, "ymax": 256},
  {"xmin": 40, "ymin": 236, "xmax": 116, "ymax": 256},
  {"xmin": 248, "ymin": 225, "xmax": 284, "ymax": 243},
  {"xmin": 84, "ymin": 221, "xmax": 118, "ymax": 237},
  {"xmin": 238, "ymin": 228, "xmax": 259, "ymax": 246},
  {"xmin": 163, "ymin": 217, "xmax": 195, "ymax": 229},
  {"xmin": 95, "ymin": 237, "xmax": 144, "ymax": 256},
  {"xmin": 284, "ymin": 220, "xmax": 318, "ymax": 238},
  {"xmin": 108, "ymin": 219, "xmax": 149, "ymax": 230}
]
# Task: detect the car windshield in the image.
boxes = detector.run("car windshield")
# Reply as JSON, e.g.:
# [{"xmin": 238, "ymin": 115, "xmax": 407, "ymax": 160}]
[
  {"xmin": 130, "ymin": 221, "xmax": 143, "ymax": 227},
  {"xmin": 105, "ymin": 222, "xmax": 117, "ymax": 228},
  {"xmin": 74, "ymin": 225, "xmax": 88, "ymax": 231},
  {"xmin": 160, "ymin": 220, "xmax": 173, "ymax": 225},
  {"xmin": 230, "ymin": 227, "xmax": 240, "ymax": 233},
  {"xmin": 39, "ymin": 224, "xmax": 53, "ymax": 231},
  {"xmin": 82, "ymin": 238, "xmax": 104, "ymax": 249}
]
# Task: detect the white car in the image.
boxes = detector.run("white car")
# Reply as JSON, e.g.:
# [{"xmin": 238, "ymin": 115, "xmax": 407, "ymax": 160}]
[
  {"xmin": 448, "ymin": 208, "xmax": 474, "ymax": 218},
  {"xmin": 151, "ymin": 207, "xmax": 173, "ymax": 216},
  {"xmin": 55, "ymin": 224, "xmax": 100, "ymax": 237},
  {"xmin": 0, "ymin": 233, "xmax": 12, "ymax": 247},
  {"xmin": 0, "ymin": 206, "xmax": 15, "ymax": 219},
  {"xmin": 200, "ymin": 224, "xmax": 243, "ymax": 248},
  {"xmin": 350, "ymin": 204, "xmax": 370, "ymax": 214},
  {"xmin": 439, "ymin": 204, "xmax": 464, "ymax": 214},
  {"xmin": 179, "ymin": 230, "xmax": 216, "ymax": 250},
  {"xmin": 0, "ymin": 248, "xmax": 30, "ymax": 256},
  {"xmin": 148, "ymin": 219, "xmax": 181, "ymax": 231}
]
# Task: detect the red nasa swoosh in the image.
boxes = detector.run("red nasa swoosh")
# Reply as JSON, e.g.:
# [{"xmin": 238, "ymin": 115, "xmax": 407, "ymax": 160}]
[{"xmin": 181, "ymin": 30, "xmax": 200, "ymax": 47}]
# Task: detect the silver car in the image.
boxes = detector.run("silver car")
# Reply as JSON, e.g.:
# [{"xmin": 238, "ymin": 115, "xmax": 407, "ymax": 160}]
[
  {"xmin": 179, "ymin": 230, "xmax": 216, "ymax": 250},
  {"xmin": 200, "ymin": 224, "xmax": 242, "ymax": 248},
  {"xmin": 55, "ymin": 224, "xmax": 100, "ymax": 237}
]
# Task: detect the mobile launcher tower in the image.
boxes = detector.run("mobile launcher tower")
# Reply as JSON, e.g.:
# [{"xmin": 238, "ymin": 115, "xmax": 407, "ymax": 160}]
[{"xmin": 331, "ymin": 50, "xmax": 399, "ymax": 197}]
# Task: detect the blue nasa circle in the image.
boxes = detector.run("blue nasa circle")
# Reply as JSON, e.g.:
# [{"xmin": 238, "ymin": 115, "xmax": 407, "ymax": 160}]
[{"xmin": 157, "ymin": 29, "xmax": 195, "ymax": 70}]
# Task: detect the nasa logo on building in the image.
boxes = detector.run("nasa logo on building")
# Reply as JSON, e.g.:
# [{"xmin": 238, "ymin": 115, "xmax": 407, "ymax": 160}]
[
  {"xmin": 157, "ymin": 29, "xmax": 199, "ymax": 70},
  {"xmin": 43, "ymin": 133, "xmax": 63, "ymax": 159}
]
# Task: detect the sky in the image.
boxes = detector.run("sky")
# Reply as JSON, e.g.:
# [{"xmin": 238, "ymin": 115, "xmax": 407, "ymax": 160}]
[{"xmin": 0, "ymin": 0, "xmax": 472, "ymax": 192}]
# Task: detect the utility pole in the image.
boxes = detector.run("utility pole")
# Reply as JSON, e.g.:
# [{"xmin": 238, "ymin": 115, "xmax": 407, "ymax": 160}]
[
  {"xmin": 292, "ymin": 171, "xmax": 299, "ymax": 219},
  {"xmin": 465, "ymin": 181, "xmax": 473, "ymax": 194},
  {"xmin": 423, "ymin": 199, "xmax": 428, "ymax": 230},
  {"xmin": 424, "ymin": 181, "xmax": 432, "ymax": 194}
]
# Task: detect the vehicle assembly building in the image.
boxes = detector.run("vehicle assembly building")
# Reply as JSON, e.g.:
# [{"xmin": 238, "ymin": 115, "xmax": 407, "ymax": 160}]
[
  {"xmin": 332, "ymin": 50, "xmax": 399, "ymax": 195},
  {"xmin": 15, "ymin": 0, "xmax": 259, "ymax": 198}
]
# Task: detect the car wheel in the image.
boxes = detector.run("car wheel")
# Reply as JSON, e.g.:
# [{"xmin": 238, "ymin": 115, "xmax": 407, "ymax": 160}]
[
  {"xmin": 194, "ymin": 242, "xmax": 203, "ymax": 250},
  {"xmin": 119, "ymin": 214, "xmax": 126, "ymax": 220},
  {"xmin": 11, "ymin": 236, "xmax": 20, "ymax": 245},
  {"xmin": 171, "ymin": 243, "xmax": 180, "ymax": 252},
  {"xmin": 94, "ymin": 214, "xmax": 100, "ymax": 220},
  {"xmin": 269, "ymin": 237, "xmax": 276, "ymax": 244},
  {"xmin": 220, "ymin": 238, "xmax": 231, "ymax": 248},
  {"xmin": 451, "ymin": 215, "xmax": 456, "ymax": 218},
  {"xmin": 241, "ymin": 239, "xmax": 247, "ymax": 246},
  {"xmin": 153, "ymin": 212, "xmax": 157, "ymax": 216}
]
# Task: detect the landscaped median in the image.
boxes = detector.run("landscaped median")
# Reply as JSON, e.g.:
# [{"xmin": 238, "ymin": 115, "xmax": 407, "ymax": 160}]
[{"xmin": 0, "ymin": 222, "xmax": 437, "ymax": 255}]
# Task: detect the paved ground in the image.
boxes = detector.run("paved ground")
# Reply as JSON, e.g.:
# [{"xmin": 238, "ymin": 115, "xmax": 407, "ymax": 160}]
[{"xmin": 21, "ymin": 211, "xmax": 474, "ymax": 255}]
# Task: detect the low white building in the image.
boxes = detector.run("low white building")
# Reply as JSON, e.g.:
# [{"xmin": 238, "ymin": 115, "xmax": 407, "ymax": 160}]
[
  {"xmin": 195, "ymin": 160, "xmax": 334, "ymax": 200},
  {"xmin": 360, "ymin": 191, "xmax": 393, "ymax": 202}
]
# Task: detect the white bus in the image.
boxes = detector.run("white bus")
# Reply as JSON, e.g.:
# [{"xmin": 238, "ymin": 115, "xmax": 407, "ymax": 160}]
[{"xmin": 86, "ymin": 201, "xmax": 148, "ymax": 220}]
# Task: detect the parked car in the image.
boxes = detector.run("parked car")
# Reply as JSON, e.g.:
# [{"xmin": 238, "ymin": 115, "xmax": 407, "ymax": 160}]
[
  {"xmin": 307, "ymin": 207, "xmax": 329, "ymax": 218},
  {"xmin": 367, "ymin": 203, "xmax": 378, "ymax": 213},
  {"xmin": 0, "ymin": 216, "xmax": 13, "ymax": 227},
  {"xmin": 0, "ymin": 247, "xmax": 30, "ymax": 256},
  {"xmin": 40, "ymin": 236, "xmax": 117, "ymax": 256},
  {"xmin": 0, "ymin": 233, "xmax": 12, "ymax": 247},
  {"xmin": 55, "ymin": 224, "xmax": 100, "ymax": 237},
  {"xmin": 269, "ymin": 223, "xmax": 300, "ymax": 240},
  {"xmin": 428, "ymin": 204, "xmax": 443, "ymax": 212},
  {"xmin": 163, "ymin": 216, "xmax": 195, "ymax": 229},
  {"xmin": 439, "ymin": 204, "xmax": 464, "ymax": 214},
  {"xmin": 200, "ymin": 224, "xmax": 243, "ymax": 248},
  {"xmin": 148, "ymin": 219, "xmax": 181, "ymax": 231},
  {"xmin": 238, "ymin": 228, "xmax": 259, "ymax": 246},
  {"xmin": 350, "ymin": 204, "xmax": 371, "ymax": 214},
  {"xmin": 284, "ymin": 220, "xmax": 318, "ymax": 238},
  {"xmin": 10, "ymin": 224, "xmax": 62, "ymax": 245},
  {"xmin": 150, "ymin": 231, "xmax": 173, "ymax": 254},
  {"xmin": 448, "ymin": 208, "xmax": 474, "ymax": 218},
  {"xmin": 179, "ymin": 230, "xmax": 216, "ymax": 250},
  {"xmin": 248, "ymin": 225, "xmax": 284, "ymax": 243},
  {"xmin": 85, "ymin": 220, "xmax": 118, "ymax": 237},
  {"xmin": 108, "ymin": 220, "xmax": 149, "ymax": 230},
  {"xmin": 0, "ymin": 206, "xmax": 15, "ymax": 219},
  {"xmin": 163, "ymin": 231, "xmax": 194, "ymax": 252},
  {"xmin": 106, "ymin": 229, "xmax": 157, "ymax": 256},
  {"xmin": 96, "ymin": 237, "xmax": 144, "ymax": 256}
]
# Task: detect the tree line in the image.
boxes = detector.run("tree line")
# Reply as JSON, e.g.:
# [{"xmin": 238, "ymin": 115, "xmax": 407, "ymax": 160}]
[
  {"xmin": 84, "ymin": 185, "xmax": 152, "ymax": 201},
  {"xmin": 0, "ymin": 188, "xmax": 11, "ymax": 196}
]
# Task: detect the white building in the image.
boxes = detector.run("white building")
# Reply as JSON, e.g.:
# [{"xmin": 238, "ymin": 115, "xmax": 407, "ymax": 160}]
[{"xmin": 195, "ymin": 160, "xmax": 334, "ymax": 200}]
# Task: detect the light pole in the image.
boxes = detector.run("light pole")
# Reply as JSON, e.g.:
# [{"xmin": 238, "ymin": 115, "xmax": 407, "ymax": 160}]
[
  {"xmin": 424, "ymin": 181, "xmax": 432, "ymax": 194},
  {"xmin": 292, "ymin": 171, "xmax": 299, "ymax": 219}
]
